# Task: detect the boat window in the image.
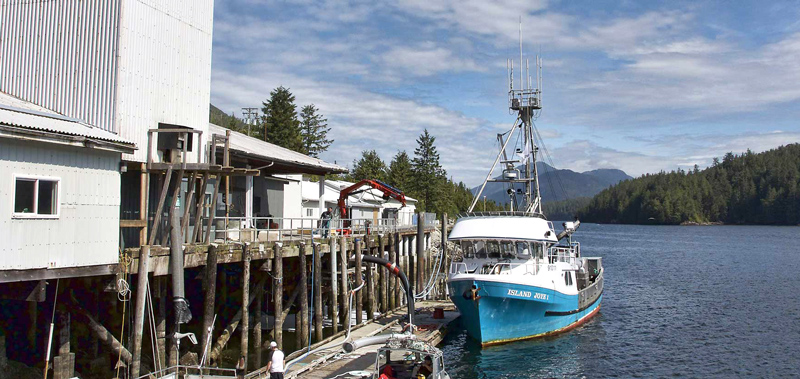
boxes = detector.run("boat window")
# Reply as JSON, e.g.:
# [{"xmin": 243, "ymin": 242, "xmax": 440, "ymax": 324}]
[
  {"xmin": 461, "ymin": 240, "xmax": 475, "ymax": 258},
  {"xmin": 487, "ymin": 241, "xmax": 501, "ymax": 259},
  {"xmin": 564, "ymin": 272, "xmax": 569, "ymax": 286},
  {"xmin": 516, "ymin": 242, "xmax": 530, "ymax": 259},
  {"xmin": 474, "ymin": 240, "xmax": 487, "ymax": 258},
  {"xmin": 500, "ymin": 241, "xmax": 515, "ymax": 259},
  {"xmin": 532, "ymin": 242, "xmax": 544, "ymax": 260}
]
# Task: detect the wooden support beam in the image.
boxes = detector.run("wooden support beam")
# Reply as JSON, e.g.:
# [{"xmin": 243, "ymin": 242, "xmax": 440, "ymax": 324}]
[
  {"xmin": 209, "ymin": 275, "xmax": 269, "ymax": 363},
  {"xmin": 388, "ymin": 234, "xmax": 396, "ymax": 311},
  {"xmin": 180, "ymin": 171, "xmax": 198, "ymax": 240},
  {"xmin": 330, "ymin": 237, "xmax": 339, "ymax": 334},
  {"xmin": 365, "ymin": 244, "xmax": 374, "ymax": 321},
  {"xmin": 53, "ymin": 311, "xmax": 74, "ymax": 379},
  {"xmin": 355, "ymin": 239, "xmax": 363, "ymax": 325},
  {"xmin": 394, "ymin": 233, "xmax": 402, "ymax": 309},
  {"xmin": 155, "ymin": 277, "xmax": 166, "ymax": 371},
  {"xmin": 131, "ymin": 245, "xmax": 151, "ymax": 378},
  {"xmin": 240, "ymin": 244, "xmax": 251, "ymax": 374},
  {"xmin": 416, "ymin": 218, "xmax": 424, "ymax": 296},
  {"xmin": 204, "ymin": 174, "xmax": 222, "ymax": 244},
  {"xmin": 191, "ymin": 173, "xmax": 209, "ymax": 243},
  {"xmin": 148, "ymin": 168, "xmax": 173, "ymax": 246},
  {"xmin": 254, "ymin": 272, "xmax": 263, "ymax": 369},
  {"xmin": 299, "ymin": 243, "xmax": 309, "ymax": 348},
  {"xmin": 379, "ymin": 235, "xmax": 387, "ymax": 314},
  {"xmin": 201, "ymin": 244, "xmax": 218, "ymax": 363},
  {"xmin": 339, "ymin": 236, "xmax": 349, "ymax": 332},
  {"xmin": 273, "ymin": 242, "xmax": 284, "ymax": 348},
  {"xmin": 67, "ymin": 293, "xmax": 132, "ymax": 365},
  {"xmin": 313, "ymin": 243, "xmax": 323, "ymax": 342}
]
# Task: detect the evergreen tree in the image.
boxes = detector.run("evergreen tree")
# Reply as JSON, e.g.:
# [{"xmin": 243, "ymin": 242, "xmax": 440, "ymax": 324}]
[
  {"xmin": 261, "ymin": 86, "xmax": 301, "ymax": 151},
  {"xmin": 387, "ymin": 151, "xmax": 414, "ymax": 194},
  {"xmin": 412, "ymin": 129, "xmax": 446, "ymax": 213},
  {"xmin": 577, "ymin": 144, "xmax": 800, "ymax": 225},
  {"xmin": 351, "ymin": 150, "xmax": 387, "ymax": 182},
  {"xmin": 299, "ymin": 104, "xmax": 333, "ymax": 158}
]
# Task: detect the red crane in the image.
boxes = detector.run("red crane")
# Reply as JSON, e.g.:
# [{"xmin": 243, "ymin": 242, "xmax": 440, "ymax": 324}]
[{"xmin": 337, "ymin": 179, "xmax": 406, "ymax": 232}]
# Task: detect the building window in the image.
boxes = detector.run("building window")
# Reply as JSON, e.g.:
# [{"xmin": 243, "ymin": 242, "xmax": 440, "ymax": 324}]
[
  {"xmin": 12, "ymin": 175, "xmax": 60, "ymax": 218},
  {"xmin": 306, "ymin": 208, "xmax": 313, "ymax": 217}
]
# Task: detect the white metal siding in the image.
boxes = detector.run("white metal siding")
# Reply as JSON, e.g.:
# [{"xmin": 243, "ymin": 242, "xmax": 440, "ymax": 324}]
[
  {"xmin": 115, "ymin": 0, "xmax": 214, "ymax": 162},
  {"xmin": 0, "ymin": 139, "xmax": 121, "ymax": 270},
  {"xmin": 0, "ymin": 0, "xmax": 121, "ymax": 132}
]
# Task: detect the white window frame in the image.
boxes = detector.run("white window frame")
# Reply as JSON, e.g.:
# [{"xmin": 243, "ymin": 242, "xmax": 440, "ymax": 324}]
[{"xmin": 11, "ymin": 174, "xmax": 61, "ymax": 219}]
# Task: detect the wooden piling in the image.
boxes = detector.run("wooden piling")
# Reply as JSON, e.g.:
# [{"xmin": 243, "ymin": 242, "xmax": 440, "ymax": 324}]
[
  {"xmin": 53, "ymin": 311, "xmax": 74, "ymax": 379},
  {"xmin": 313, "ymin": 242, "xmax": 323, "ymax": 342},
  {"xmin": 365, "ymin": 240, "xmax": 374, "ymax": 320},
  {"xmin": 417, "ymin": 218, "xmax": 424, "ymax": 294},
  {"xmin": 355, "ymin": 239, "xmax": 363, "ymax": 325},
  {"xmin": 240, "ymin": 244, "xmax": 251, "ymax": 374},
  {"xmin": 254, "ymin": 273, "xmax": 262, "ymax": 369},
  {"xmin": 131, "ymin": 245, "xmax": 151, "ymax": 378},
  {"xmin": 330, "ymin": 237, "xmax": 339, "ymax": 334},
  {"xmin": 299, "ymin": 243, "xmax": 309, "ymax": 348},
  {"xmin": 201, "ymin": 244, "xmax": 218, "ymax": 363},
  {"xmin": 393, "ymin": 233, "xmax": 401, "ymax": 309},
  {"xmin": 156, "ymin": 277, "xmax": 166, "ymax": 370},
  {"xmin": 339, "ymin": 236, "xmax": 349, "ymax": 331},
  {"xmin": 273, "ymin": 242, "xmax": 284, "ymax": 348},
  {"xmin": 378, "ymin": 235, "xmax": 387, "ymax": 314},
  {"xmin": 387, "ymin": 234, "xmax": 396, "ymax": 311}
]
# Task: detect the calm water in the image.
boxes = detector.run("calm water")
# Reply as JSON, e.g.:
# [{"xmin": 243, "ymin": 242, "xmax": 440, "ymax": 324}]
[{"xmin": 441, "ymin": 224, "xmax": 800, "ymax": 378}]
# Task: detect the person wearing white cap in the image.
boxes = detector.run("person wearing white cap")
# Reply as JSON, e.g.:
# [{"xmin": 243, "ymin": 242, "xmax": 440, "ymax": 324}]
[{"xmin": 266, "ymin": 341, "xmax": 285, "ymax": 379}]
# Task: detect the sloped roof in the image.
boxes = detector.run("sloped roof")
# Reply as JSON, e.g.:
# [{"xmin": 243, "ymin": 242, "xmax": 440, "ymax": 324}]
[
  {"xmin": 208, "ymin": 123, "xmax": 346, "ymax": 175},
  {"xmin": 0, "ymin": 92, "xmax": 134, "ymax": 152}
]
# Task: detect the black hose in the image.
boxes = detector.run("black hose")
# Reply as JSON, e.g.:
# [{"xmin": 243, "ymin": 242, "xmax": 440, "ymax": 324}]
[{"xmin": 360, "ymin": 254, "xmax": 414, "ymax": 327}]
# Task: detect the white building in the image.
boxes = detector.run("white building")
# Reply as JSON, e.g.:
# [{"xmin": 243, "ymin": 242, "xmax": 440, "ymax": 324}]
[{"xmin": 297, "ymin": 178, "xmax": 418, "ymax": 227}]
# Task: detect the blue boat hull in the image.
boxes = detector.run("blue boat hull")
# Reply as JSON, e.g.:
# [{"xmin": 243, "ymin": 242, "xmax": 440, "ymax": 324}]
[{"xmin": 449, "ymin": 278, "xmax": 602, "ymax": 345}]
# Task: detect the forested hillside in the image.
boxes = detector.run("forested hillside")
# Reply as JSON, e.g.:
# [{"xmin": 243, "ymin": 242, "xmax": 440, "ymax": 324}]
[{"xmin": 578, "ymin": 144, "xmax": 800, "ymax": 225}]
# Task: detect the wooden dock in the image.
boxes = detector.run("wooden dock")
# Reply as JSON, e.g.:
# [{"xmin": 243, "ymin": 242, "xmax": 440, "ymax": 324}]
[{"xmin": 246, "ymin": 301, "xmax": 458, "ymax": 379}]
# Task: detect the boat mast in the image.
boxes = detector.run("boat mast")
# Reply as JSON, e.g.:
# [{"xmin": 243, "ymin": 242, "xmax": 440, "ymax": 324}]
[
  {"xmin": 467, "ymin": 19, "xmax": 543, "ymax": 214},
  {"xmin": 509, "ymin": 20, "xmax": 542, "ymax": 215}
]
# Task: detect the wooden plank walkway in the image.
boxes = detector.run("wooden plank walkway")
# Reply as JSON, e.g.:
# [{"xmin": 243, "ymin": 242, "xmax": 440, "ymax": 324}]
[{"xmin": 289, "ymin": 301, "xmax": 459, "ymax": 379}]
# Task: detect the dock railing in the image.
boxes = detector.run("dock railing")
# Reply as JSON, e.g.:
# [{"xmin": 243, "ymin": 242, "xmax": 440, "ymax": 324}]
[{"xmin": 209, "ymin": 216, "xmax": 408, "ymax": 243}]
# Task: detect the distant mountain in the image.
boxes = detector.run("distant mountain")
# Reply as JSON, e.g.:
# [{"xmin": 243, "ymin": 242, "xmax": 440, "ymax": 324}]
[{"xmin": 472, "ymin": 162, "xmax": 631, "ymax": 205}]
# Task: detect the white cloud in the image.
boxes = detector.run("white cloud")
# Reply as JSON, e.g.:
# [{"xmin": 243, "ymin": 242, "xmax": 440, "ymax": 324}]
[{"xmin": 380, "ymin": 44, "xmax": 484, "ymax": 76}]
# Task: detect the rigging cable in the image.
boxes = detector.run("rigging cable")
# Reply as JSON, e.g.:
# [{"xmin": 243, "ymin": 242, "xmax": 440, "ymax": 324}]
[{"xmin": 532, "ymin": 120, "xmax": 569, "ymax": 201}]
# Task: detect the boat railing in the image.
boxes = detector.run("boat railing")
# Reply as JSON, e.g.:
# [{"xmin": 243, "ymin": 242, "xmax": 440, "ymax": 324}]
[
  {"xmin": 449, "ymin": 261, "xmax": 538, "ymax": 275},
  {"xmin": 548, "ymin": 242, "xmax": 580, "ymax": 265},
  {"xmin": 486, "ymin": 262, "xmax": 538, "ymax": 275}
]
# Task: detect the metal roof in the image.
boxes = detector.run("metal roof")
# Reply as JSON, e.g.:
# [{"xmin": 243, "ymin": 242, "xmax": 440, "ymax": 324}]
[
  {"xmin": 208, "ymin": 122, "xmax": 347, "ymax": 175},
  {"xmin": 0, "ymin": 92, "xmax": 135, "ymax": 150}
]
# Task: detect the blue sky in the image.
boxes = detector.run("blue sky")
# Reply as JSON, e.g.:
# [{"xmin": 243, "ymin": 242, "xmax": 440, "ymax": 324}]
[{"xmin": 210, "ymin": 0, "xmax": 800, "ymax": 187}]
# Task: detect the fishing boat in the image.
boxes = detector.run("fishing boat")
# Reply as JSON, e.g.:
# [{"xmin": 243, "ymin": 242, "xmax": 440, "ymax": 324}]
[{"xmin": 446, "ymin": 43, "xmax": 604, "ymax": 346}]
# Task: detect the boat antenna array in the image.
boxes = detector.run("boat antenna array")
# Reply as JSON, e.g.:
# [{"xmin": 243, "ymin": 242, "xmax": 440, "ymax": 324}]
[{"xmin": 469, "ymin": 18, "xmax": 544, "ymax": 215}]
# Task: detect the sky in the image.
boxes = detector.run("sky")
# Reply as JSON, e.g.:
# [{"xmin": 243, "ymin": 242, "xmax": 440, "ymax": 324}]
[{"xmin": 209, "ymin": 0, "xmax": 800, "ymax": 187}]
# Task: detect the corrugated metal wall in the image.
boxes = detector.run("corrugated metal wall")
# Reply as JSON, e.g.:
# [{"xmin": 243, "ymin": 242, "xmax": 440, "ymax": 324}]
[
  {"xmin": 0, "ymin": 139, "xmax": 121, "ymax": 270},
  {"xmin": 0, "ymin": 0, "xmax": 215, "ymax": 162},
  {"xmin": 0, "ymin": 0, "xmax": 121, "ymax": 132},
  {"xmin": 115, "ymin": 0, "xmax": 214, "ymax": 162}
]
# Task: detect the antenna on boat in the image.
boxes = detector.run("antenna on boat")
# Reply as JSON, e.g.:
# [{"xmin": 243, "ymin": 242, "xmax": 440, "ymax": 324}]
[{"xmin": 469, "ymin": 16, "xmax": 544, "ymax": 214}]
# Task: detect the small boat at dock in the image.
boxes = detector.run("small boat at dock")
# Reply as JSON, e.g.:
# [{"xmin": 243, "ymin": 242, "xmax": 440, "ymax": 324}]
[{"xmin": 447, "ymin": 48, "xmax": 604, "ymax": 346}]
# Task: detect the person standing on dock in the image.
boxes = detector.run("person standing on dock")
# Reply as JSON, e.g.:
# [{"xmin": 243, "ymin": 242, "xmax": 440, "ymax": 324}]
[
  {"xmin": 319, "ymin": 207, "xmax": 333, "ymax": 238},
  {"xmin": 267, "ymin": 341, "xmax": 285, "ymax": 379}
]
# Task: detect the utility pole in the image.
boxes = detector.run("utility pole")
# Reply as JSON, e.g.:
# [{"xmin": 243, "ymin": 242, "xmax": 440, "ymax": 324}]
[{"xmin": 241, "ymin": 107, "xmax": 259, "ymax": 137}]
